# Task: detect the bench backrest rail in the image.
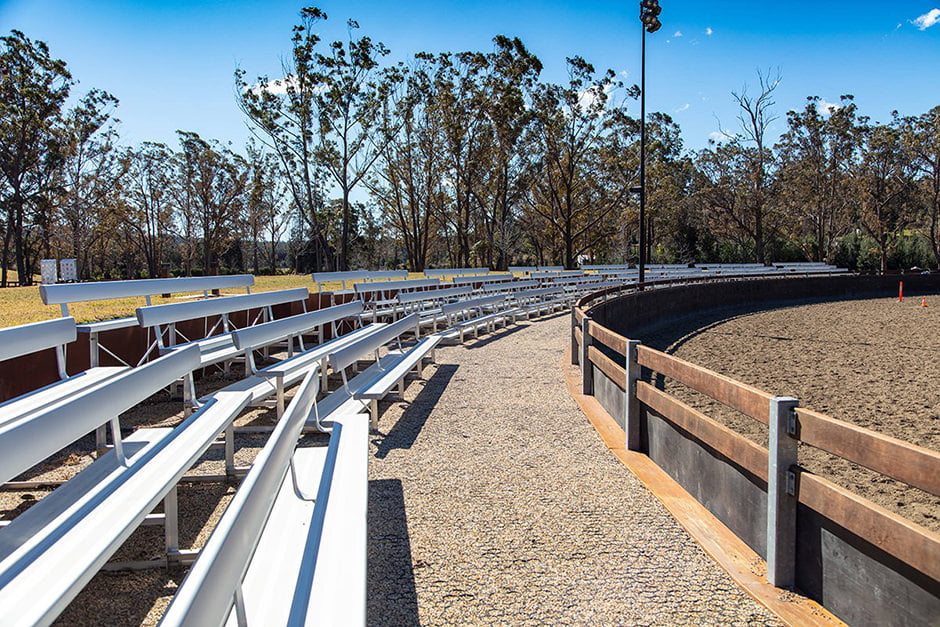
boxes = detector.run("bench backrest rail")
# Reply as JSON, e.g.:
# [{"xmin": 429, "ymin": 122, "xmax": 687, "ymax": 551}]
[
  {"xmin": 0, "ymin": 317, "xmax": 76, "ymax": 379},
  {"xmin": 440, "ymin": 295, "xmax": 506, "ymax": 323},
  {"xmin": 353, "ymin": 278, "xmax": 439, "ymax": 301},
  {"xmin": 0, "ymin": 345, "xmax": 200, "ymax": 486},
  {"xmin": 40, "ymin": 275, "xmax": 254, "ymax": 317},
  {"xmin": 328, "ymin": 313, "xmax": 420, "ymax": 376},
  {"xmin": 136, "ymin": 288, "xmax": 309, "ymax": 358},
  {"xmin": 159, "ymin": 369, "xmax": 322, "ymax": 626},
  {"xmin": 232, "ymin": 302, "xmax": 364, "ymax": 374},
  {"xmin": 312, "ymin": 270, "xmax": 408, "ymax": 291}
]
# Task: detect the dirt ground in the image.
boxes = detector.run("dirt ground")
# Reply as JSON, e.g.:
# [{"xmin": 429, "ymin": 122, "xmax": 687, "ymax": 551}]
[{"xmin": 640, "ymin": 294, "xmax": 940, "ymax": 534}]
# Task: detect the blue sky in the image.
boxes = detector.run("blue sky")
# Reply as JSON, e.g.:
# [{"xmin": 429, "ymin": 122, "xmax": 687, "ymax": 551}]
[{"xmin": 1, "ymin": 0, "xmax": 938, "ymax": 153}]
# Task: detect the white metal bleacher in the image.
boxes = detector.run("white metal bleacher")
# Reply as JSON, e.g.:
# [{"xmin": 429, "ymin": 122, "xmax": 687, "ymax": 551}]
[
  {"xmin": 0, "ymin": 317, "xmax": 127, "ymax": 430},
  {"xmin": 40, "ymin": 275, "xmax": 255, "ymax": 367},
  {"xmin": 205, "ymin": 301, "xmax": 386, "ymax": 420},
  {"xmin": 450, "ymin": 272, "xmax": 514, "ymax": 286},
  {"xmin": 424, "ymin": 268, "xmax": 489, "ymax": 279},
  {"xmin": 160, "ymin": 369, "xmax": 369, "ymax": 626},
  {"xmin": 0, "ymin": 346, "xmax": 253, "ymax": 625},
  {"xmin": 354, "ymin": 278, "xmax": 440, "ymax": 322},
  {"xmin": 438, "ymin": 295, "xmax": 522, "ymax": 343},
  {"xmin": 135, "ymin": 288, "xmax": 310, "ymax": 369}
]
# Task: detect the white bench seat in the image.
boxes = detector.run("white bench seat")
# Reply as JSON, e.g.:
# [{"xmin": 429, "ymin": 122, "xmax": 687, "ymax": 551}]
[
  {"xmin": 324, "ymin": 313, "xmax": 437, "ymax": 428},
  {"xmin": 0, "ymin": 318, "xmax": 133, "ymax": 438},
  {"xmin": 354, "ymin": 335, "xmax": 441, "ymax": 411}
]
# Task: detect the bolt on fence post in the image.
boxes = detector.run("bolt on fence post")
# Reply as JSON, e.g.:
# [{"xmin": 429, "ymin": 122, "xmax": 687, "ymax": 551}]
[
  {"xmin": 767, "ymin": 395, "xmax": 800, "ymax": 588},
  {"xmin": 581, "ymin": 316, "xmax": 593, "ymax": 395},
  {"xmin": 625, "ymin": 340, "xmax": 641, "ymax": 450},
  {"xmin": 571, "ymin": 309, "xmax": 580, "ymax": 366}
]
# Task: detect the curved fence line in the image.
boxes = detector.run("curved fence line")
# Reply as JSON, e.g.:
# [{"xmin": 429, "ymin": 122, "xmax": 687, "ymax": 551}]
[{"xmin": 571, "ymin": 274, "xmax": 940, "ymax": 627}]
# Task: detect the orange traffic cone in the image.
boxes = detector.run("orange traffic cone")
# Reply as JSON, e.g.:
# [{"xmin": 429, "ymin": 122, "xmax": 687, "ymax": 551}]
[{"xmin": 923, "ymin": 296, "xmax": 928, "ymax": 308}]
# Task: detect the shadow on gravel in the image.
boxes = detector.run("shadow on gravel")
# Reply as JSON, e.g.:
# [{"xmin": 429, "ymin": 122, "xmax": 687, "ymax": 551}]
[
  {"xmin": 367, "ymin": 478, "xmax": 419, "ymax": 627},
  {"xmin": 461, "ymin": 322, "xmax": 530, "ymax": 349},
  {"xmin": 372, "ymin": 364, "xmax": 457, "ymax": 460}
]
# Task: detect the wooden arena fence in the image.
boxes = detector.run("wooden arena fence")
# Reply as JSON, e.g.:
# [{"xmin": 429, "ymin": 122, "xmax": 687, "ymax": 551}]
[{"xmin": 572, "ymin": 273, "xmax": 940, "ymax": 626}]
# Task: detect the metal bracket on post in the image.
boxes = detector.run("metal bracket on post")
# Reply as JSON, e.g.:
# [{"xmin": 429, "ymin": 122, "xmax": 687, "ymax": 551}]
[
  {"xmin": 580, "ymin": 316, "xmax": 593, "ymax": 395},
  {"xmin": 625, "ymin": 340, "xmax": 641, "ymax": 451},
  {"xmin": 571, "ymin": 309, "xmax": 580, "ymax": 366},
  {"xmin": 767, "ymin": 396, "xmax": 799, "ymax": 588}
]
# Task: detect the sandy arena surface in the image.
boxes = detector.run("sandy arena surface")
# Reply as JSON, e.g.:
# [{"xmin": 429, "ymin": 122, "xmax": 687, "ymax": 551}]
[
  {"xmin": 1, "ymin": 313, "xmax": 782, "ymax": 625},
  {"xmin": 640, "ymin": 295, "xmax": 940, "ymax": 534}
]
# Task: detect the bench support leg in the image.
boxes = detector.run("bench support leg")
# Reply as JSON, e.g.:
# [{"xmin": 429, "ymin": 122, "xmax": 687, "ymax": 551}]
[
  {"xmin": 225, "ymin": 424, "xmax": 236, "ymax": 474},
  {"xmin": 95, "ymin": 424, "xmax": 108, "ymax": 456},
  {"xmin": 370, "ymin": 399, "xmax": 379, "ymax": 430},
  {"xmin": 164, "ymin": 486, "xmax": 180, "ymax": 566},
  {"xmin": 276, "ymin": 374, "xmax": 286, "ymax": 417}
]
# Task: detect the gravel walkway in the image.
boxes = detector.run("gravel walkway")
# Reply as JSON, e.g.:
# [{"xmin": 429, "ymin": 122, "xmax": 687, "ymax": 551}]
[{"xmin": 367, "ymin": 313, "xmax": 780, "ymax": 626}]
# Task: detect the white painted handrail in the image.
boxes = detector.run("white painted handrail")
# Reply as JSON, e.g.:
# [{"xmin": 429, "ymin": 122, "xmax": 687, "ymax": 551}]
[
  {"xmin": 0, "ymin": 345, "xmax": 200, "ymax": 485},
  {"xmin": 0, "ymin": 317, "xmax": 76, "ymax": 363},
  {"xmin": 423, "ymin": 267, "xmax": 490, "ymax": 278},
  {"xmin": 531, "ymin": 270, "xmax": 583, "ymax": 279},
  {"xmin": 136, "ymin": 288, "xmax": 309, "ymax": 328},
  {"xmin": 159, "ymin": 368, "xmax": 321, "ymax": 627},
  {"xmin": 231, "ymin": 302, "xmax": 363, "ymax": 351},
  {"xmin": 39, "ymin": 275, "xmax": 254, "ymax": 306}
]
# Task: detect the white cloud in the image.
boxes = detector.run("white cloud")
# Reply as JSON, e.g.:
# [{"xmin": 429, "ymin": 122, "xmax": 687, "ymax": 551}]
[
  {"xmin": 673, "ymin": 30, "xmax": 683, "ymax": 37},
  {"xmin": 706, "ymin": 27, "xmax": 714, "ymax": 35},
  {"xmin": 709, "ymin": 130, "xmax": 734, "ymax": 143},
  {"xmin": 816, "ymin": 98, "xmax": 841, "ymax": 115},
  {"xmin": 619, "ymin": 70, "xmax": 630, "ymax": 78},
  {"xmin": 912, "ymin": 8, "xmax": 940, "ymax": 30},
  {"xmin": 675, "ymin": 103, "xmax": 690, "ymax": 113},
  {"xmin": 576, "ymin": 83, "xmax": 616, "ymax": 112},
  {"xmin": 249, "ymin": 75, "xmax": 326, "ymax": 96}
]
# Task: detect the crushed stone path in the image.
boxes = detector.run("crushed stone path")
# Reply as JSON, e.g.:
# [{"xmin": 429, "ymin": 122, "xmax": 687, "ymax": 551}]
[{"xmin": 366, "ymin": 313, "xmax": 780, "ymax": 626}]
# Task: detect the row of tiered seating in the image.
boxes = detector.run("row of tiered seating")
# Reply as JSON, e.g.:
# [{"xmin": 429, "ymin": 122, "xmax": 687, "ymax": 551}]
[{"xmin": 0, "ymin": 282, "xmax": 452, "ymax": 623}]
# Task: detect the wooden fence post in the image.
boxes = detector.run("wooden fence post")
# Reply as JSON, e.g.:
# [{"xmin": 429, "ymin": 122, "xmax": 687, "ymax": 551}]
[
  {"xmin": 625, "ymin": 340, "xmax": 641, "ymax": 450},
  {"xmin": 767, "ymin": 395, "xmax": 799, "ymax": 588},
  {"xmin": 581, "ymin": 316, "xmax": 593, "ymax": 395}
]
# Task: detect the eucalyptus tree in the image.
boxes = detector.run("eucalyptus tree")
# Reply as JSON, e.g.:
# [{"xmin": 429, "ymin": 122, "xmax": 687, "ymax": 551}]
[
  {"xmin": 524, "ymin": 57, "xmax": 627, "ymax": 269},
  {"xmin": 0, "ymin": 30, "xmax": 72, "ymax": 286},
  {"xmin": 899, "ymin": 106, "xmax": 940, "ymax": 267},
  {"xmin": 368, "ymin": 59, "xmax": 440, "ymax": 271},
  {"xmin": 174, "ymin": 131, "xmax": 248, "ymax": 274},
  {"xmin": 696, "ymin": 72, "xmax": 782, "ymax": 263},
  {"xmin": 121, "ymin": 142, "xmax": 175, "ymax": 278},
  {"xmin": 236, "ymin": 7, "xmax": 332, "ymax": 271},
  {"xmin": 469, "ymin": 36, "xmax": 542, "ymax": 269},
  {"xmin": 313, "ymin": 15, "xmax": 390, "ymax": 270},
  {"xmin": 854, "ymin": 119, "xmax": 917, "ymax": 274},
  {"xmin": 57, "ymin": 88, "xmax": 123, "ymax": 278},
  {"xmin": 776, "ymin": 95, "xmax": 859, "ymax": 263},
  {"xmin": 245, "ymin": 142, "xmax": 290, "ymax": 273}
]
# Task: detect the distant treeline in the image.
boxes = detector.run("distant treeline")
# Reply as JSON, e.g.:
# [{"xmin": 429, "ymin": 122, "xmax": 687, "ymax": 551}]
[{"xmin": 1, "ymin": 9, "xmax": 938, "ymax": 285}]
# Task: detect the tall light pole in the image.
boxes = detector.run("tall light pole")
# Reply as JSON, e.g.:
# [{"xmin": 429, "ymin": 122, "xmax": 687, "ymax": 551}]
[{"xmin": 638, "ymin": 0, "xmax": 661, "ymax": 287}]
